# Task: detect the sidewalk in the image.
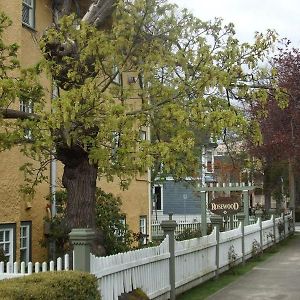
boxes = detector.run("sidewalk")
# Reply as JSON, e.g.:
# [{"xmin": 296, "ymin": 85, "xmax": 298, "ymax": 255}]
[{"xmin": 208, "ymin": 231, "xmax": 300, "ymax": 300}]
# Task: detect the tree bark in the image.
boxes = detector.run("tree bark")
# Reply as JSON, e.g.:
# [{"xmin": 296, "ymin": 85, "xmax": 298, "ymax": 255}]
[{"xmin": 59, "ymin": 147, "xmax": 97, "ymax": 229}]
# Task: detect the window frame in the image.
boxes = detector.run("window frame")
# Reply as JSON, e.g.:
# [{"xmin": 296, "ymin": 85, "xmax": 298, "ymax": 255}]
[
  {"xmin": 22, "ymin": 0, "xmax": 35, "ymax": 29},
  {"xmin": 139, "ymin": 130, "xmax": 147, "ymax": 141},
  {"xmin": 0, "ymin": 224, "xmax": 16, "ymax": 266},
  {"xmin": 20, "ymin": 99, "xmax": 33, "ymax": 140},
  {"xmin": 112, "ymin": 65, "xmax": 122, "ymax": 85},
  {"xmin": 139, "ymin": 216, "xmax": 147, "ymax": 245},
  {"xmin": 153, "ymin": 184, "xmax": 163, "ymax": 211},
  {"xmin": 20, "ymin": 221, "xmax": 32, "ymax": 265}
]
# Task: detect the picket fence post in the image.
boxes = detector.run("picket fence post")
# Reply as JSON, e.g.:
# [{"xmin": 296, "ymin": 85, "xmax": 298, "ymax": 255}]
[
  {"xmin": 161, "ymin": 213, "xmax": 177, "ymax": 300},
  {"xmin": 281, "ymin": 213, "xmax": 286, "ymax": 238},
  {"xmin": 269, "ymin": 209, "xmax": 276, "ymax": 243},
  {"xmin": 236, "ymin": 212, "xmax": 245, "ymax": 264},
  {"xmin": 210, "ymin": 215, "xmax": 223, "ymax": 278},
  {"xmin": 255, "ymin": 209, "xmax": 263, "ymax": 250},
  {"xmin": 69, "ymin": 228, "xmax": 95, "ymax": 272}
]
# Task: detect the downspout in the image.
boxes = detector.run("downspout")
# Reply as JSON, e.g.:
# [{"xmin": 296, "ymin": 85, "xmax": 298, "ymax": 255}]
[
  {"xmin": 147, "ymin": 124, "xmax": 152, "ymax": 241},
  {"xmin": 49, "ymin": 82, "xmax": 58, "ymax": 259},
  {"xmin": 50, "ymin": 157, "xmax": 57, "ymax": 218}
]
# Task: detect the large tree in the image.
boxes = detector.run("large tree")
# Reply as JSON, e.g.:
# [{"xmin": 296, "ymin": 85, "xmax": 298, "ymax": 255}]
[
  {"xmin": 0, "ymin": 0, "xmax": 280, "ymax": 230},
  {"xmin": 248, "ymin": 48, "xmax": 300, "ymax": 211}
]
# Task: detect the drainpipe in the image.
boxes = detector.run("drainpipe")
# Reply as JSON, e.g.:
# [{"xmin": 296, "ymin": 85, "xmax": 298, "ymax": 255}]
[
  {"xmin": 50, "ymin": 156, "xmax": 57, "ymax": 217},
  {"xmin": 147, "ymin": 124, "xmax": 152, "ymax": 242},
  {"xmin": 49, "ymin": 155, "xmax": 57, "ymax": 260},
  {"xmin": 148, "ymin": 167, "xmax": 152, "ymax": 242}
]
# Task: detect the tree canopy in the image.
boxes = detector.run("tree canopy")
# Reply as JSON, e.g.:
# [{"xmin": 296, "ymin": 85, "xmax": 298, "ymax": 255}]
[{"xmin": 0, "ymin": 0, "xmax": 281, "ymax": 229}]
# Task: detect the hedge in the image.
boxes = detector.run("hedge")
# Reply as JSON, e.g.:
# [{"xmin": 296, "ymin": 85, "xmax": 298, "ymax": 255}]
[{"xmin": 0, "ymin": 271, "xmax": 100, "ymax": 300}]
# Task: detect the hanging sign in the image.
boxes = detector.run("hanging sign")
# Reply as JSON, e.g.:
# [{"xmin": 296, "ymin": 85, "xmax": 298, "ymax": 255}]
[{"xmin": 209, "ymin": 196, "xmax": 241, "ymax": 216}]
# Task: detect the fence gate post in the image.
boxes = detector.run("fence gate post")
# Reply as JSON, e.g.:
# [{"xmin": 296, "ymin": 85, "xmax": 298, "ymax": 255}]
[
  {"xmin": 161, "ymin": 213, "xmax": 177, "ymax": 300},
  {"xmin": 69, "ymin": 228, "xmax": 95, "ymax": 272},
  {"xmin": 236, "ymin": 212, "xmax": 245, "ymax": 264},
  {"xmin": 255, "ymin": 209, "xmax": 263, "ymax": 250},
  {"xmin": 210, "ymin": 215, "xmax": 223, "ymax": 278}
]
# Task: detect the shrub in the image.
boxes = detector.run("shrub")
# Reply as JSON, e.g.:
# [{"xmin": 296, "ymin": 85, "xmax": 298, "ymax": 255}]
[
  {"xmin": 252, "ymin": 239, "xmax": 262, "ymax": 258},
  {"xmin": 176, "ymin": 228, "xmax": 202, "ymax": 241},
  {"xmin": 119, "ymin": 288, "xmax": 149, "ymax": 300},
  {"xmin": 0, "ymin": 271, "xmax": 100, "ymax": 300},
  {"xmin": 42, "ymin": 188, "xmax": 135, "ymax": 257}
]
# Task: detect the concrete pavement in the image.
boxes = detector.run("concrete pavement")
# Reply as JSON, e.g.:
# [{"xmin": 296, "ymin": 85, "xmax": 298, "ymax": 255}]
[{"xmin": 208, "ymin": 231, "xmax": 300, "ymax": 300}]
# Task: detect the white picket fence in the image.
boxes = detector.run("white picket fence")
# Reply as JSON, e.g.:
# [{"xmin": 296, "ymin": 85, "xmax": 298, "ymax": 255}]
[
  {"xmin": 152, "ymin": 220, "xmax": 201, "ymax": 238},
  {"xmin": 0, "ymin": 213, "xmax": 293, "ymax": 300},
  {"xmin": 223, "ymin": 215, "xmax": 257, "ymax": 231},
  {"xmin": 0, "ymin": 254, "xmax": 70, "ymax": 280},
  {"xmin": 90, "ymin": 237, "xmax": 170, "ymax": 300},
  {"xmin": 152, "ymin": 216, "xmax": 256, "ymax": 237},
  {"xmin": 91, "ymin": 212, "xmax": 293, "ymax": 300}
]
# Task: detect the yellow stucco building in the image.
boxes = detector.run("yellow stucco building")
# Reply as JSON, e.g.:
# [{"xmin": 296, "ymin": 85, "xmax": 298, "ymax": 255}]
[{"xmin": 0, "ymin": 0, "xmax": 150, "ymax": 265}]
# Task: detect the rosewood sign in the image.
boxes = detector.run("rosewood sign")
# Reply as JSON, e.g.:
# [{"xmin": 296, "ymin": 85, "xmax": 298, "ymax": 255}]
[{"xmin": 209, "ymin": 197, "xmax": 241, "ymax": 216}]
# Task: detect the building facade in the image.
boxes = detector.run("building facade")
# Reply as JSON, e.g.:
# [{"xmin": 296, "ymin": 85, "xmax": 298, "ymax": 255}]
[{"xmin": 0, "ymin": 0, "xmax": 150, "ymax": 264}]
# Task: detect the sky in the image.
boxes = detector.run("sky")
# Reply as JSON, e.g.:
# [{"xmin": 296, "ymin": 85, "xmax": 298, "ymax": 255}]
[{"xmin": 170, "ymin": 0, "xmax": 300, "ymax": 47}]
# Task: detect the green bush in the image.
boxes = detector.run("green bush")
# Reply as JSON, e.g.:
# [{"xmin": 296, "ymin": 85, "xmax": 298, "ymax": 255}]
[
  {"xmin": 119, "ymin": 288, "xmax": 149, "ymax": 300},
  {"xmin": 0, "ymin": 271, "xmax": 100, "ymax": 300},
  {"xmin": 43, "ymin": 188, "xmax": 135, "ymax": 257},
  {"xmin": 176, "ymin": 228, "xmax": 202, "ymax": 241}
]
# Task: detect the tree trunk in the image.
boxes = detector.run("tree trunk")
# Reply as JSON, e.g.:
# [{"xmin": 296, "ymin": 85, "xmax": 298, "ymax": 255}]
[{"xmin": 59, "ymin": 147, "xmax": 97, "ymax": 229}]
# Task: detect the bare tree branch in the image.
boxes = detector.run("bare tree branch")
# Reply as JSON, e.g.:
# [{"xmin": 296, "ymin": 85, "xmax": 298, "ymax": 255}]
[{"xmin": 0, "ymin": 108, "xmax": 39, "ymax": 120}]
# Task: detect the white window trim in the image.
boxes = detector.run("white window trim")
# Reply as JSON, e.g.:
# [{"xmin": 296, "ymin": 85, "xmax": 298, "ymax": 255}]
[
  {"xmin": 22, "ymin": 0, "xmax": 35, "ymax": 29},
  {"xmin": 20, "ymin": 224, "xmax": 30, "ymax": 265},
  {"xmin": 20, "ymin": 100, "xmax": 33, "ymax": 140},
  {"xmin": 112, "ymin": 65, "xmax": 121, "ymax": 85},
  {"xmin": 0, "ymin": 226, "xmax": 14, "ymax": 267},
  {"xmin": 139, "ymin": 216, "xmax": 147, "ymax": 245},
  {"xmin": 140, "ymin": 130, "xmax": 147, "ymax": 141},
  {"xmin": 153, "ymin": 184, "xmax": 163, "ymax": 212}
]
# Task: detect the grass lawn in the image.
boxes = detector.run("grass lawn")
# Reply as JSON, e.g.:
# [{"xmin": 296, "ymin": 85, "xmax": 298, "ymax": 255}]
[{"xmin": 177, "ymin": 234, "xmax": 296, "ymax": 300}]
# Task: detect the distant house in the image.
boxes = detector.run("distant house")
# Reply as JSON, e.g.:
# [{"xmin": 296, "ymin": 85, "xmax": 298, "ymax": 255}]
[
  {"xmin": 152, "ymin": 142, "xmax": 218, "ymax": 223},
  {"xmin": 151, "ymin": 142, "xmax": 259, "ymax": 224},
  {"xmin": 153, "ymin": 179, "xmax": 201, "ymax": 222}
]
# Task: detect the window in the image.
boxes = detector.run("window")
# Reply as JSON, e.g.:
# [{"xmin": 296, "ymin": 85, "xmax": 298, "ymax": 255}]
[
  {"xmin": 20, "ymin": 100, "xmax": 33, "ymax": 139},
  {"xmin": 20, "ymin": 100, "xmax": 33, "ymax": 114},
  {"xmin": 153, "ymin": 185, "xmax": 163, "ymax": 211},
  {"xmin": 0, "ymin": 224, "xmax": 15, "ymax": 267},
  {"xmin": 114, "ymin": 216, "xmax": 126, "ymax": 240},
  {"xmin": 112, "ymin": 65, "xmax": 121, "ymax": 84},
  {"xmin": 139, "ymin": 216, "xmax": 147, "ymax": 245},
  {"xmin": 140, "ymin": 130, "xmax": 147, "ymax": 141},
  {"xmin": 111, "ymin": 131, "xmax": 121, "ymax": 158},
  {"xmin": 20, "ymin": 222, "xmax": 31, "ymax": 264},
  {"xmin": 22, "ymin": 0, "xmax": 35, "ymax": 28}
]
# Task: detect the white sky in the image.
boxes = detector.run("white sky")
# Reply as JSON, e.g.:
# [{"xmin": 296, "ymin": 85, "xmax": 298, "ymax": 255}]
[{"xmin": 171, "ymin": 0, "xmax": 300, "ymax": 47}]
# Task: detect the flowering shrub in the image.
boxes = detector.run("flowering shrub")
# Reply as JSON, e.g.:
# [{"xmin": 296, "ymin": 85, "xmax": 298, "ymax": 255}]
[
  {"xmin": 228, "ymin": 245, "xmax": 238, "ymax": 268},
  {"xmin": 252, "ymin": 239, "xmax": 261, "ymax": 257}
]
